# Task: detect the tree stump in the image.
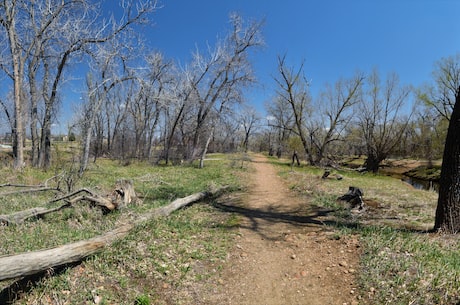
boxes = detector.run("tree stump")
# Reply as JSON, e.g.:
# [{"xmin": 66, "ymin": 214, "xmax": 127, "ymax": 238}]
[
  {"xmin": 112, "ymin": 179, "xmax": 139, "ymax": 209},
  {"xmin": 338, "ymin": 186, "xmax": 364, "ymax": 209}
]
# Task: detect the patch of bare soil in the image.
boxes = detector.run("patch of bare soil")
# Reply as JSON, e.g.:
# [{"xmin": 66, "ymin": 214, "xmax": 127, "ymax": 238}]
[{"xmin": 204, "ymin": 155, "xmax": 361, "ymax": 305}]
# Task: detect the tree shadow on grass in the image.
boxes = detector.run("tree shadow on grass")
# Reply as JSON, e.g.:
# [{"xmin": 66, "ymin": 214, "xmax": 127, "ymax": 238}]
[{"xmin": 211, "ymin": 195, "xmax": 433, "ymax": 241}]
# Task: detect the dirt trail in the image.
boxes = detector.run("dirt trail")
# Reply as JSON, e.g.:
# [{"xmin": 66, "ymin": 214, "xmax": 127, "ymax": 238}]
[{"xmin": 210, "ymin": 155, "xmax": 360, "ymax": 305}]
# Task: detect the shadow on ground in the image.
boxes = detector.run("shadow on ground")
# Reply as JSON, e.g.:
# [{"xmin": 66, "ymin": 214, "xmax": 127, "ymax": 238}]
[{"xmin": 212, "ymin": 194, "xmax": 342, "ymax": 241}]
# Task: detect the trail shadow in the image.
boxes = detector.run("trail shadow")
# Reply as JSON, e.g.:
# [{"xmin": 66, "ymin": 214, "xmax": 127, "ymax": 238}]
[{"xmin": 212, "ymin": 197, "xmax": 339, "ymax": 241}]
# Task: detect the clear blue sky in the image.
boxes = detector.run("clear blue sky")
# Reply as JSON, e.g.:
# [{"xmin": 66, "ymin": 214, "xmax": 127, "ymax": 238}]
[
  {"xmin": 143, "ymin": 0, "xmax": 460, "ymax": 112},
  {"xmin": 55, "ymin": 0, "xmax": 460, "ymax": 133}
]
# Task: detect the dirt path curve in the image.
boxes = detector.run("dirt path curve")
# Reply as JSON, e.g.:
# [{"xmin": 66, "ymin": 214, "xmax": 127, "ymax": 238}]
[{"xmin": 211, "ymin": 155, "xmax": 360, "ymax": 305}]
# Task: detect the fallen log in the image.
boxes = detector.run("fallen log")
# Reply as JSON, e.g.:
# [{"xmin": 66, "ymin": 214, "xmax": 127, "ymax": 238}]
[
  {"xmin": 0, "ymin": 187, "xmax": 58, "ymax": 197},
  {"xmin": 0, "ymin": 189, "xmax": 103, "ymax": 225},
  {"xmin": 0, "ymin": 181, "xmax": 140, "ymax": 225},
  {"xmin": 0, "ymin": 186, "xmax": 226, "ymax": 281},
  {"xmin": 0, "ymin": 203, "xmax": 71, "ymax": 225}
]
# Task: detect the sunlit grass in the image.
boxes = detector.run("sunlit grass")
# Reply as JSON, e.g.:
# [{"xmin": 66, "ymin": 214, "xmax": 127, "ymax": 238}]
[
  {"xmin": 269, "ymin": 156, "xmax": 459, "ymax": 304},
  {"xmin": 0, "ymin": 154, "xmax": 246, "ymax": 304}
]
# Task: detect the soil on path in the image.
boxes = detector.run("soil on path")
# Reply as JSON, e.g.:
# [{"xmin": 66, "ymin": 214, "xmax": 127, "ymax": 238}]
[{"xmin": 208, "ymin": 155, "xmax": 361, "ymax": 305}]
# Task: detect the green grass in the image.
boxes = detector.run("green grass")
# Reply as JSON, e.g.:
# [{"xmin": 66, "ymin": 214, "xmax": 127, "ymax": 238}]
[
  {"xmin": 0, "ymin": 154, "xmax": 245, "ymax": 304},
  {"xmin": 359, "ymin": 226, "xmax": 459, "ymax": 304},
  {"xmin": 2, "ymin": 153, "xmax": 459, "ymax": 304},
  {"xmin": 269, "ymin": 156, "xmax": 459, "ymax": 304}
]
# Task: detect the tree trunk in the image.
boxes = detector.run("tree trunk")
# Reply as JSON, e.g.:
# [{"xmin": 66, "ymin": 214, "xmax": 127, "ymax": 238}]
[
  {"xmin": 38, "ymin": 116, "xmax": 52, "ymax": 169},
  {"xmin": 29, "ymin": 70, "xmax": 40, "ymax": 168},
  {"xmin": 434, "ymin": 87, "xmax": 460, "ymax": 233},
  {"xmin": 0, "ymin": 187, "xmax": 225, "ymax": 281},
  {"xmin": 199, "ymin": 128, "xmax": 214, "ymax": 169},
  {"xmin": 364, "ymin": 153, "xmax": 381, "ymax": 173}
]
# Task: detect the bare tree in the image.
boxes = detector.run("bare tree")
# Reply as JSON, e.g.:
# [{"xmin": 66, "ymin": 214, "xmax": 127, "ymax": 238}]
[
  {"xmin": 308, "ymin": 72, "xmax": 364, "ymax": 165},
  {"xmin": 266, "ymin": 97, "xmax": 295, "ymax": 157},
  {"xmin": 0, "ymin": 0, "xmax": 158, "ymax": 169},
  {"xmin": 128, "ymin": 52, "xmax": 172, "ymax": 160},
  {"xmin": 358, "ymin": 69, "xmax": 412, "ymax": 172},
  {"xmin": 274, "ymin": 55, "xmax": 314, "ymax": 163},
  {"xmin": 238, "ymin": 105, "xmax": 261, "ymax": 152},
  {"xmin": 184, "ymin": 13, "xmax": 264, "ymax": 167},
  {"xmin": 0, "ymin": 0, "xmax": 31, "ymax": 168},
  {"xmin": 418, "ymin": 53, "xmax": 460, "ymax": 121},
  {"xmin": 79, "ymin": 41, "xmax": 136, "ymax": 175}
]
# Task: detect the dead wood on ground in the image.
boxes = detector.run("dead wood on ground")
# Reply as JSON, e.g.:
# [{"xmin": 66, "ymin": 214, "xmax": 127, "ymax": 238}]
[
  {"xmin": 0, "ymin": 186, "xmax": 227, "ymax": 281},
  {"xmin": 0, "ymin": 180, "xmax": 139, "ymax": 225}
]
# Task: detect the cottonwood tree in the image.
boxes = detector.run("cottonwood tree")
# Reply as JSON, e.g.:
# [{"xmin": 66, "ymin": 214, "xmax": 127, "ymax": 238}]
[
  {"xmin": 358, "ymin": 69, "xmax": 412, "ymax": 172},
  {"xmin": 0, "ymin": 0, "xmax": 157, "ymax": 169},
  {"xmin": 274, "ymin": 55, "xmax": 314, "ymax": 163},
  {"xmin": 161, "ymin": 71, "xmax": 192, "ymax": 165},
  {"xmin": 78, "ymin": 39, "xmax": 137, "ymax": 175},
  {"xmin": 183, "ymin": 13, "xmax": 263, "ymax": 167},
  {"xmin": 418, "ymin": 53, "xmax": 460, "ymax": 121},
  {"xmin": 128, "ymin": 52, "xmax": 172, "ymax": 160},
  {"xmin": 435, "ymin": 85, "xmax": 460, "ymax": 233},
  {"xmin": 238, "ymin": 106, "xmax": 261, "ymax": 152},
  {"xmin": 0, "ymin": 0, "xmax": 37, "ymax": 168},
  {"xmin": 308, "ymin": 72, "xmax": 364, "ymax": 165},
  {"xmin": 266, "ymin": 96, "xmax": 295, "ymax": 157},
  {"xmin": 274, "ymin": 55, "xmax": 363, "ymax": 165}
]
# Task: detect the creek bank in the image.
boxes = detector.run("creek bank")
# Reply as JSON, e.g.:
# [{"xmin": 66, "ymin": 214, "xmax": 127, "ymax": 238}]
[
  {"xmin": 402, "ymin": 166, "xmax": 440, "ymax": 191},
  {"xmin": 340, "ymin": 158, "xmax": 441, "ymax": 191}
]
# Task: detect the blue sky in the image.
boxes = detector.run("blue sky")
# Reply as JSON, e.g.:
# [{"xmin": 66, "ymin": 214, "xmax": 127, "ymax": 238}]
[
  {"xmin": 54, "ymin": 0, "xmax": 460, "ymax": 133},
  {"xmin": 142, "ymin": 0, "xmax": 460, "ymax": 112}
]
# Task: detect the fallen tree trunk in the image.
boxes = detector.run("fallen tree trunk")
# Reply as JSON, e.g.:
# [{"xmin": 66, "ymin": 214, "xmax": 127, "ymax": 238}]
[
  {"xmin": 0, "ymin": 187, "xmax": 58, "ymax": 197},
  {"xmin": 0, "ymin": 186, "xmax": 226, "ymax": 281},
  {"xmin": 0, "ymin": 203, "xmax": 71, "ymax": 225},
  {"xmin": 0, "ymin": 181, "xmax": 140, "ymax": 225}
]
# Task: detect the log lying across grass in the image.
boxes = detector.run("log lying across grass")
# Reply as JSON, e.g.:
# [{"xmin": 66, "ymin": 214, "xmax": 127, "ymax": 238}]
[
  {"xmin": 0, "ymin": 180, "xmax": 139, "ymax": 225},
  {"xmin": 0, "ymin": 203, "xmax": 71, "ymax": 225},
  {"xmin": 0, "ymin": 186, "xmax": 226, "ymax": 281}
]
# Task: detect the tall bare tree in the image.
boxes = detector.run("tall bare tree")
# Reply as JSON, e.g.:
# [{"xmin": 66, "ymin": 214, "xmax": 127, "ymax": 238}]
[
  {"xmin": 308, "ymin": 72, "xmax": 364, "ymax": 165},
  {"xmin": 358, "ymin": 69, "xmax": 412, "ymax": 172},
  {"xmin": 418, "ymin": 53, "xmax": 460, "ymax": 121},
  {"xmin": 0, "ymin": 0, "xmax": 157, "ymax": 169},
  {"xmin": 274, "ymin": 55, "xmax": 314, "ymax": 163},
  {"xmin": 274, "ymin": 56, "xmax": 363, "ymax": 165},
  {"xmin": 128, "ymin": 52, "xmax": 172, "ymax": 160},
  {"xmin": 79, "ymin": 41, "xmax": 136, "ymax": 175},
  {"xmin": 266, "ymin": 97, "xmax": 295, "ymax": 157},
  {"xmin": 238, "ymin": 105, "xmax": 261, "ymax": 152},
  {"xmin": 0, "ymin": 0, "xmax": 30, "ymax": 168},
  {"xmin": 184, "ymin": 13, "xmax": 264, "ymax": 166}
]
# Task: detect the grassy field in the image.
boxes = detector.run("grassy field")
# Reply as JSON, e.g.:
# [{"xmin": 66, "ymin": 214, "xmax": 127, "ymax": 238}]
[
  {"xmin": 270, "ymin": 157, "xmax": 459, "ymax": 305},
  {"xmin": 0, "ymin": 153, "xmax": 459, "ymax": 304},
  {"xmin": 0, "ymin": 153, "xmax": 248, "ymax": 304}
]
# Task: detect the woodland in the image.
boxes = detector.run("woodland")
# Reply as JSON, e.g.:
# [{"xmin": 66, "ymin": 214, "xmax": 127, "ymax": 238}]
[{"xmin": 1, "ymin": 1, "xmax": 459, "ymax": 233}]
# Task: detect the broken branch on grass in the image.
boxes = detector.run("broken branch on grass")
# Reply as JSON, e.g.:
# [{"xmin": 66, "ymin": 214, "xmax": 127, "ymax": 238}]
[
  {"xmin": 1, "ymin": 180, "xmax": 140, "ymax": 225},
  {"xmin": 0, "ymin": 203, "xmax": 72, "ymax": 225},
  {"xmin": 0, "ymin": 187, "xmax": 59, "ymax": 197},
  {"xmin": 0, "ymin": 186, "xmax": 227, "ymax": 281}
]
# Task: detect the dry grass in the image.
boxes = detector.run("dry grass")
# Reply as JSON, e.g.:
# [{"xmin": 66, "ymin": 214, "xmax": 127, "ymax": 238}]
[
  {"xmin": 271, "ymin": 157, "xmax": 459, "ymax": 304},
  {"xmin": 0, "ymin": 154, "xmax": 244, "ymax": 305}
]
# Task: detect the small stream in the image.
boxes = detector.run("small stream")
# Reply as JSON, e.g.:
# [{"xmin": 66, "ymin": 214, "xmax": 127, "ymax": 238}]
[{"xmin": 401, "ymin": 176, "xmax": 439, "ymax": 192}]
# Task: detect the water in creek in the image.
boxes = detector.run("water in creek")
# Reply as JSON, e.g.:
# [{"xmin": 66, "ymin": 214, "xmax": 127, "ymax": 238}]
[{"xmin": 402, "ymin": 176, "xmax": 439, "ymax": 192}]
